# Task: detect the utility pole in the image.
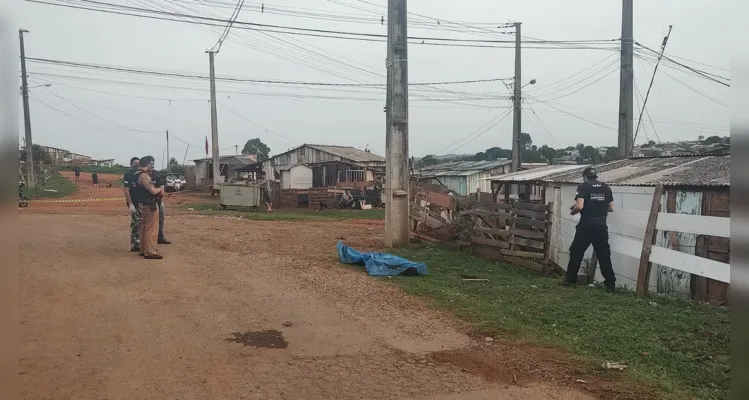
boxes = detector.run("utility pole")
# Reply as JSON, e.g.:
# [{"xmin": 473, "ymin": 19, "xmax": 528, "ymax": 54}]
[
  {"xmin": 235, "ymin": 145, "xmax": 238, "ymax": 155},
  {"xmin": 165, "ymin": 130, "xmax": 170, "ymax": 172},
  {"xmin": 511, "ymin": 22, "xmax": 522, "ymax": 171},
  {"xmin": 384, "ymin": 0, "xmax": 409, "ymax": 247},
  {"xmin": 19, "ymin": 29, "xmax": 36, "ymax": 189},
  {"xmin": 632, "ymin": 26, "xmax": 672, "ymax": 152},
  {"xmin": 618, "ymin": 0, "xmax": 634, "ymax": 158},
  {"xmin": 207, "ymin": 51, "xmax": 221, "ymax": 187}
]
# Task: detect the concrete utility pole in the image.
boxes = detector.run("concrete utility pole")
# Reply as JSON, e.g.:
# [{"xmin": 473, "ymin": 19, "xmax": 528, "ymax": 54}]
[
  {"xmin": 617, "ymin": 0, "xmax": 634, "ymax": 158},
  {"xmin": 511, "ymin": 22, "xmax": 522, "ymax": 172},
  {"xmin": 384, "ymin": 0, "xmax": 409, "ymax": 247},
  {"xmin": 235, "ymin": 145, "xmax": 238, "ymax": 155},
  {"xmin": 19, "ymin": 29, "xmax": 36, "ymax": 189},
  {"xmin": 207, "ymin": 51, "xmax": 221, "ymax": 187},
  {"xmin": 632, "ymin": 25, "xmax": 672, "ymax": 152},
  {"xmin": 166, "ymin": 130, "xmax": 170, "ymax": 172}
]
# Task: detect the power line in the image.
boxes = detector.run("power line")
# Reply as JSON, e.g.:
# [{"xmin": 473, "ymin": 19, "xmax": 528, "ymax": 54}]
[
  {"xmin": 217, "ymin": 102, "xmax": 301, "ymax": 145},
  {"xmin": 25, "ymin": 57, "xmax": 511, "ymax": 87},
  {"xmin": 634, "ymin": 42, "xmax": 730, "ymax": 86},
  {"xmin": 536, "ymin": 63, "xmax": 619, "ymax": 102},
  {"xmin": 434, "ymin": 109, "xmax": 513, "ymax": 156},
  {"xmin": 26, "ymin": 0, "xmax": 621, "ymax": 50},
  {"xmin": 526, "ymin": 97, "xmax": 618, "ymax": 132},
  {"xmin": 636, "ymin": 55, "xmax": 729, "ymax": 108},
  {"xmin": 524, "ymin": 100, "xmax": 559, "ymax": 146},
  {"xmin": 209, "ymin": 0, "xmax": 244, "ymax": 53}
]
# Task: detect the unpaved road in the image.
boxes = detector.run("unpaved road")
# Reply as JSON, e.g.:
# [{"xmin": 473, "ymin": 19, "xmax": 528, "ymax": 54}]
[{"xmin": 20, "ymin": 175, "xmax": 598, "ymax": 399}]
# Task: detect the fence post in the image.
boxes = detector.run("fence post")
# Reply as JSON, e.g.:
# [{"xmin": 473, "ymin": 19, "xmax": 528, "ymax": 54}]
[
  {"xmin": 543, "ymin": 201, "xmax": 553, "ymax": 274},
  {"xmin": 636, "ymin": 184, "xmax": 664, "ymax": 296}
]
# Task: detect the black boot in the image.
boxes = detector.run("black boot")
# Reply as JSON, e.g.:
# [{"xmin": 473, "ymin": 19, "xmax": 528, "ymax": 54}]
[{"xmin": 158, "ymin": 237, "xmax": 171, "ymax": 244}]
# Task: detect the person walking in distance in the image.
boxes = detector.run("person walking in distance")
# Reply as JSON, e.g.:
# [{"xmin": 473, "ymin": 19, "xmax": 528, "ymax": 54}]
[
  {"xmin": 257, "ymin": 171, "xmax": 277, "ymax": 212},
  {"xmin": 133, "ymin": 156, "xmax": 164, "ymax": 259},
  {"xmin": 123, "ymin": 157, "xmax": 141, "ymax": 252},
  {"xmin": 92, "ymin": 170, "xmax": 99, "ymax": 188},
  {"xmin": 564, "ymin": 167, "xmax": 617, "ymax": 292},
  {"xmin": 74, "ymin": 164, "xmax": 81, "ymax": 183}
]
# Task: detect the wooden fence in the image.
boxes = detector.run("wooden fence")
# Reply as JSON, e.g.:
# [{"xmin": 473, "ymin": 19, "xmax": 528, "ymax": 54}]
[{"xmin": 410, "ymin": 182, "xmax": 557, "ymax": 275}]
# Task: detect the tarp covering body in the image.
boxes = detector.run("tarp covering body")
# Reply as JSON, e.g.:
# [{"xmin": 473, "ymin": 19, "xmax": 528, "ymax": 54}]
[{"xmin": 336, "ymin": 241, "xmax": 428, "ymax": 276}]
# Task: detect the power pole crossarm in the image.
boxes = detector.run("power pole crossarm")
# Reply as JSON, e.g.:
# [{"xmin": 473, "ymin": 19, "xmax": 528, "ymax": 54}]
[
  {"xmin": 19, "ymin": 29, "xmax": 36, "ymax": 189},
  {"xmin": 618, "ymin": 0, "xmax": 634, "ymax": 158},
  {"xmin": 384, "ymin": 0, "xmax": 409, "ymax": 247}
]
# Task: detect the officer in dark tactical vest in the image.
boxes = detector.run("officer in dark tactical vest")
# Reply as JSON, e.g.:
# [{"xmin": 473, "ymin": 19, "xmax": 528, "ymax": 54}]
[
  {"xmin": 123, "ymin": 157, "xmax": 141, "ymax": 252},
  {"xmin": 148, "ymin": 165, "xmax": 171, "ymax": 244},
  {"xmin": 564, "ymin": 167, "xmax": 617, "ymax": 292}
]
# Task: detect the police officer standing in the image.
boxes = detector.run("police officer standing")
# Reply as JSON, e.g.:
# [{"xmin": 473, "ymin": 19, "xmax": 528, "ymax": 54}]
[
  {"xmin": 148, "ymin": 163, "xmax": 171, "ymax": 245},
  {"xmin": 123, "ymin": 157, "xmax": 141, "ymax": 252},
  {"xmin": 133, "ymin": 156, "xmax": 164, "ymax": 259},
  {"xmin": 564, "ymin": 167, "xmax": 617, "ymax": 292}
]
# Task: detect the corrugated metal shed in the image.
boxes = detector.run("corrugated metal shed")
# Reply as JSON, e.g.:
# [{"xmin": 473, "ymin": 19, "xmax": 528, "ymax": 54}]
[
  {"xmin": 485, "ymin": 155, "xmax": 730, "ymax": 187},
  {"xmin": 305, "ymin": 144, "xmax": 385, "ymax": 163},
  {"xmin": 415, "ymin": 159, "xmax": 511, "ymax": 178}
]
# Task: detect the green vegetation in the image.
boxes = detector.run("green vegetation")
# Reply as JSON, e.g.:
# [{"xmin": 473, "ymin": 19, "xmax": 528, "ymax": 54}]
[
  {"xmin": 388, "ymin": 245, "xmax": 730, "ymax": 400},
  {"xmin": 23, "ymin": 173, "xmax": 77, "ymax": 199},
  {"xmin": 175, "ymin": 202, "xmax": 385, "ymax": 222}
]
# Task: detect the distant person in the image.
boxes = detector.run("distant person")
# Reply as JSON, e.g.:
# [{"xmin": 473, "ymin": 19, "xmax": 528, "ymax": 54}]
[
  {"xmin": 92, "ymin": 170, "xmax": 99, "ymax": 188},
  {"xmin": 123, "ymin": 157, "xmax": 141, "ymax": 252},
  {"xmin": 339, "ymin": 190, "xmax": 355, "ymax": 209},
  {"xmin": 133, "ymin": 155, "xmax": 164, "ymax": 260},
  {"xmin": 74, "ymin": 165, "xmax": 81, "ymax": 183},
  {"xmin": 257, "ymin": 171, "xmax": 276, "ymax": 212}
]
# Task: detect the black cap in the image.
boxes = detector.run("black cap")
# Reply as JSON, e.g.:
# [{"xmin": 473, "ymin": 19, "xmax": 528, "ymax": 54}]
[{"xmin": 582, "ymin": 167, "xmax": 597, "ymax": 179}]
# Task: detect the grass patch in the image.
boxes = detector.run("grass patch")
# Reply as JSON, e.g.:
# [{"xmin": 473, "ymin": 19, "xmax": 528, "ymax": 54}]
[
  {"xmin": 388, "ymin": 245, "xmax": 730, "ymax": 400},
  {"xmin": 175, "ymin": 202, "xmax": 385, "ymax": 222},
  {"xmin": 24, "ymin": 173, "xmax": 77, "ymax": 199}
]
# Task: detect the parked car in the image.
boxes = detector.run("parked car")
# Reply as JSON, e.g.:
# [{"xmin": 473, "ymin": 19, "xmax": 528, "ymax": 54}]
[
  {"xmin": 177, "ymin": 174, "xmax": 187, "ymax": 190},
  {"xmin": 165, "ymin": 174, "xmax": 182, "ymax": 192}
]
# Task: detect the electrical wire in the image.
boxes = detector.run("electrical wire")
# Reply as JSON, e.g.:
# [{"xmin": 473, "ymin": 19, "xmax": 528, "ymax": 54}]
[
  {"xmin": 535, "ymin": 63, "xmax": 619, "ymax": 102},
  {"xmin": 435, "ymin": 109, "xmax": 513, "ymax": 156},
  {"xmin": 217, "ymin": 102, "xmax": 301, "ymax": 145},
  {"xmin": 208, "ymin": 0, "xmax": 244, "ymax": 53},
  {"xmin": 634, "ymin": 42, "xmax": 730, "ymax": 86},
  {"xmin": 525, "ymin": 97, "xmax": 618, "ymax": 133},
  {"xmin": 524, "ymin": 100, "xmax": 559, "ymax": 146}
]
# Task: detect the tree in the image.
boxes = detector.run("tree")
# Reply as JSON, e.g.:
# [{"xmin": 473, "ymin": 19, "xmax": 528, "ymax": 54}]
[
  {"xmin": 604, "ymin": 147, "xmax": 620, "ymax": 162},
  {"xmin": 580, "ymin": 146, "xmax": 599, "ymax": 163},
  {"xmin": 484, "ymin": 147, "xmax": 510, "ymax": 160},
  {"xmin": 241, "ymin": 138, "xmax": 271, "ymax": 161},
  {"xmin": 576, "ymin": 143, "xmax": 585, "ymax": 152},
  {"xmin": 698, "ymin": 135, "xmax": 705, "ymax": 141},
  {"xmin": 519, "ymin": 132, "xmax": 533, "ymax": 150},
  {"xmin": 166, "ymin": 157, "xmax": 184, "ymax": 173},
  {"xmin": 418, "ymin": 155, "xmax": 440, "ymax": 167},
  {"xmin": 703, "ymin": 135, "xmax": 723, "ymax": 145},
  {"xmin": 538, "ymin": 145, "xmax": 557, "ymax": 163},
  {"xmin": 20, "ymin": 144, "xmax": 53, "ymax": 166}
]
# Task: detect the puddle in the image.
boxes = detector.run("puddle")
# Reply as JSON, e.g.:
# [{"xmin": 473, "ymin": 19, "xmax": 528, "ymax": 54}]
[{"xmin": 226, "ymin": 330, "xmax": 289, "ymax": 349}]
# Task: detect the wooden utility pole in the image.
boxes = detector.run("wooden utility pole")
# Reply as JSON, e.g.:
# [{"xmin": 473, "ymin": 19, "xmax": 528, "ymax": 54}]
[
  {"xmin": 384, "ymin": 0, "xmax": 409, "ymax": 247},
  {"xmin": 511, "ymin": 22, "xmax": 522, "ymax": 171},
  {"xmin": 19, "ymin": 29, "xmax": 36, "ymax": 189},
  {"xmin": 632, "ymin": 26, "xmax": 673, "ymax": 151},
  {"xmin": 207, "ymin": 51, "xmax": 221, "ymax": 187},
  {"xmin": 617, "ymin": 0, "xmax": 634, "ymax": 158}
]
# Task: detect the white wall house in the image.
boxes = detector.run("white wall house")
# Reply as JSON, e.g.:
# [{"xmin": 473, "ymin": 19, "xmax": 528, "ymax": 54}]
[{"xmin": 486, "ymin": 154, "xmax": 730, "ymax": 301}]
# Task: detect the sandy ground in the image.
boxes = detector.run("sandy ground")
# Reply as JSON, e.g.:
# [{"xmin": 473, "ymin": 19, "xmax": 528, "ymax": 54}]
[{"xmin": 19, "ymin": 174, "xmax": 603, "ymax": 399}]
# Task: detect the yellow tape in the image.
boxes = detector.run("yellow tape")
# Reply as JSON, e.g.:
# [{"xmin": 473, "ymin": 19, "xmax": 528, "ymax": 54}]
[{"xmin": 30, "ymin": 197, "xmax": 126, "ymax": 204}]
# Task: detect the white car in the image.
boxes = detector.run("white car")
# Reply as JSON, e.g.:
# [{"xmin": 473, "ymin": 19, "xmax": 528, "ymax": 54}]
[{"xmin": 165, "ymin": 174, "xmax": 182, "ymax": 192}]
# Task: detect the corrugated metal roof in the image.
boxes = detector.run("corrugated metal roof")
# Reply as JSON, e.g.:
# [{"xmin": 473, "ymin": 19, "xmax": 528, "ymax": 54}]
[
  {"xmin": 305, "ymin": 144, "xmax": 385, "ymax": 162},
  {"xmin": 485, "ymin": 155, "xmax": 730, "ymax": 187},
  {"xmin": 415, "ymin": 159, "xmax": 511, "ymax": 177}
]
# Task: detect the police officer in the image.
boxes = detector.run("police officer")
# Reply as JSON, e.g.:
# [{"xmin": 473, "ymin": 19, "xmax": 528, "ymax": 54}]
[
  {"xmin": 564, "ymin": 167, "xmax": 617, "ymax": 292},
  {"xmin": 123, "ymin": 157, "xmax": 141, "ymax": 252},
  {"xmin": 133, "ymin": 156, "xmax": 164, "ymax": 259},
  {"xmin": 148, "ymin": 164, "xmax": 171, "ymax": 244}
]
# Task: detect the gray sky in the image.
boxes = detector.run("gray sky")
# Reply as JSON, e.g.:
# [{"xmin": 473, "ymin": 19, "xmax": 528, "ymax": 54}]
[{"xmin": 18, "ymin": 0, "xmax": 730, "ymax": 165}]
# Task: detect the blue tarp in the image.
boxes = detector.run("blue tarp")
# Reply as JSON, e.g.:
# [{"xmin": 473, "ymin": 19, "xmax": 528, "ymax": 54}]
[{"xmin": 336, "ymin": 241, "xmax": 429, "ymax": 276}]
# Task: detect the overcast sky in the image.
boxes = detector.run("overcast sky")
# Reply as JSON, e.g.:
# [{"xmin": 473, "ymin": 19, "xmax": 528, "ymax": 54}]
[{"xmin": 17, "ymin": 0, "xmax": 730, "ymax": 165}]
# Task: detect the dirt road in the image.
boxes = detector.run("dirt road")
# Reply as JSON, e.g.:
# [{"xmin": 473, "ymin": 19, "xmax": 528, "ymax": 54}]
[{"xmin": 20, "ymin": 182, "xmax": 597, "ymax": 399}]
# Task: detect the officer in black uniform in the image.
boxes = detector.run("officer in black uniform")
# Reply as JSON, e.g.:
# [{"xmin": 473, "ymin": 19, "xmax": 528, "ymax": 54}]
[
  {"xmin": 123, "ymin": 157, "xmax": 141, "ymax": 252},
  {"xmin": 564, "ymin": 167, "xmax": 617, "ymax": 291},
  {"xmin": 148, "ymin": 162, "xmax": 171, "ymax": 244}
]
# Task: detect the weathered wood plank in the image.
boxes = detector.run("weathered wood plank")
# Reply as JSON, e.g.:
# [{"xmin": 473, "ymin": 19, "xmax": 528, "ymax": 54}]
[
  {"xmin": 636, "ymin": 184, "xmax": 664, "ymax": 297},
  {"xmin": 509, "ymin": 236, "xmax": 545, "ymax": 250},
  {"xmin": 471, "ymin": 236, "xmax": 511, "ymax": 249},
  {"xmin": 512, "ymin": 207, "xmax": 548, "ymax": 221},
  {"xmin": 514, "ymin": 201, "xmax": 549, "ymax": 212},
  {"xmin": 509, "ymin": 227, "xmax": 546, "ymax": 239},
  {"xmin": 511, "ymin": 217, "xmax": 546, "ymax": 231},
  {"xmin": 473, "ymin": 226, "xmax": 510, "ymax": 239}
]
